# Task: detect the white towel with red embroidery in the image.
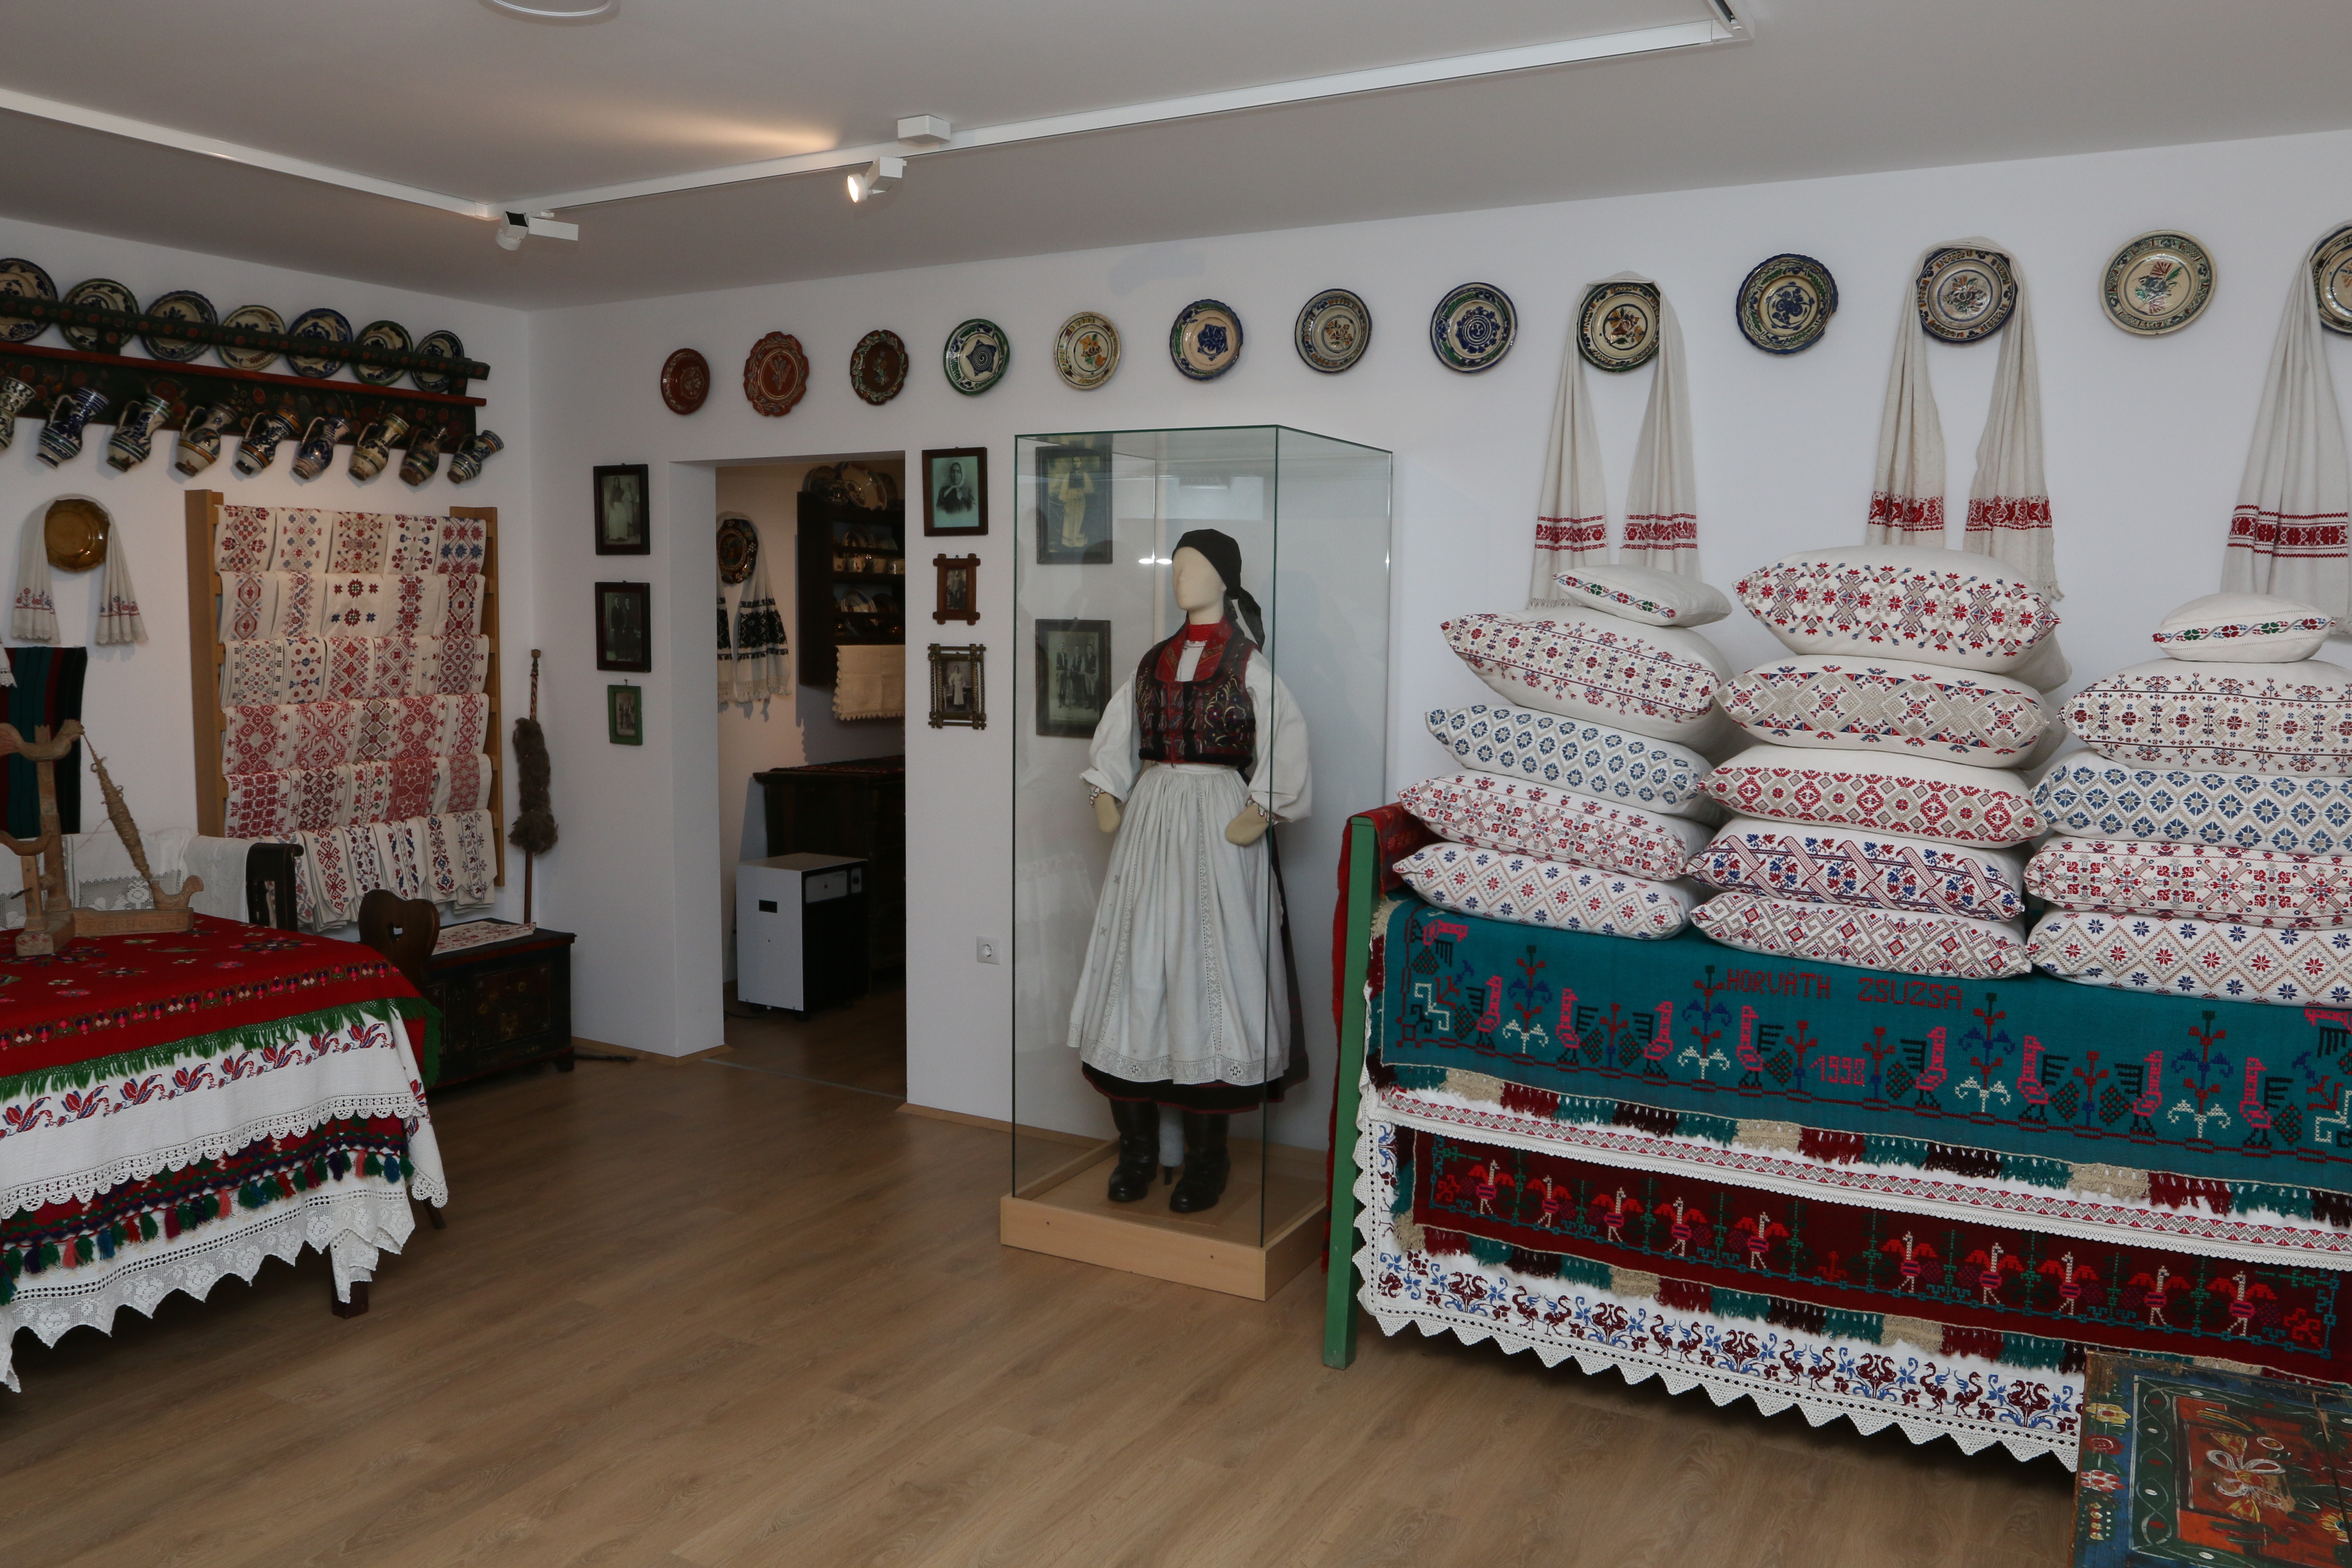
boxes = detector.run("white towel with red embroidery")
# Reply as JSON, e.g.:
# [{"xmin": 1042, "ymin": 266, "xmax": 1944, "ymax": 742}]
[
  {"xmin": 1866, "ymin": 238, "xmax": 2058, "ymax": 599},
  {"xmin": 2223, "ymin": 248, "xmax": 2352, "ymax": 617},
  {"xmin": 1530, "ymin": 271, "xmax": 1699, "ymax": 604}
]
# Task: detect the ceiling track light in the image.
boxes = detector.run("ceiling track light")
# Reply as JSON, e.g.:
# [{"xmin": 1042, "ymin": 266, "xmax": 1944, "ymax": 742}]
[
  {"xmin": 496, "ymin": 209, "xmax": 581, "ymax": 250},
  {"xmin": 845, "ymin": 157, "xmax": 905, "ymax": 204}
]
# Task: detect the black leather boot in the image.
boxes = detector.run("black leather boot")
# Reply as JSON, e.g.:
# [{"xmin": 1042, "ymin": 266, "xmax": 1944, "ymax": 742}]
[
  {"xmin": 1106, "ymin": 1097, "xmax": 1159, "ymax": 1204},
  {"xmin": 1170, "ymin": 1111, "xmax": 1232, "ymax": 1213}
]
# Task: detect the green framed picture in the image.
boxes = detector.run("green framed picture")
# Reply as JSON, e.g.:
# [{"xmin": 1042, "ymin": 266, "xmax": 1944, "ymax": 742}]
[{"xmin": 607, "ymin": 683, "xmax": 643, "ymax": 746}]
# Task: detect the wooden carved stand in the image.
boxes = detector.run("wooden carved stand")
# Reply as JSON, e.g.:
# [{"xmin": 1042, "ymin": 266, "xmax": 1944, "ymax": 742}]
[{"xmin": 2, "ymin": 721, "xmax": 199, "ymax": 956}]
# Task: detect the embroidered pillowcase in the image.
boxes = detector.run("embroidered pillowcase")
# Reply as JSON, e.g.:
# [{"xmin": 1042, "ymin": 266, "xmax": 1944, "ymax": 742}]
[
  {"xmin": 1692, "ymin": 893, "xmax": 2028, "ymax": 979},
  {"xmin": 1688, "ymin": 817, "xmax": 2027, "ymax": 921},
  {"xmin": 2024, "ymin": 839, "xmax": 2352, "ymax": 929},
  {"xmin": 1399, "ymin": 772, "xmax": 1712, "ymax": 882},
  {"xmin": 1424, "ymin": 704, "xmax": 1715, "ymax": 818},
  {"xmin": 1718, "ymin": 654, "xmax": 2052, "ymax": 763},
  {"xmin": 2032, "ymin": 757, "xmax": 2352, "ymax": 853},
  {"xmin": 1440, "ymin": 607, "xmax": 1734, "ymax": 750},
  {"xmin": 2065, "ymin": 659, "xmax": 2352, "ymax": 774},
  {"xmin": 2027, "ymin": 910, "xmax": 2352, "ymax": 1008},
  {"xmin": 1547, "ymin": 562, "xmax": 1732, "ymax": 628},
  {"xmin": 2153, "ymin": 591, "xmax": 2337, "ymax": 663},
  {"xmin": 1699, "ymin": 747, "xmax": 2043, "ymax": 846},
  {"xmin": 1393, "ymin": 844, "xmax": 1696, "ymax": 937},
  {"xmin": 1733, "ymin": 544, "xmax": 2059, "ymax": 675}
]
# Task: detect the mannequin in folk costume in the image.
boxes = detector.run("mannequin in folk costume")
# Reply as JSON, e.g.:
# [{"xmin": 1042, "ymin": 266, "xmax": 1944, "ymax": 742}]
[{"xmin": 1069, "ymin": 528, "xmax": 1311, "ymax": 1214}]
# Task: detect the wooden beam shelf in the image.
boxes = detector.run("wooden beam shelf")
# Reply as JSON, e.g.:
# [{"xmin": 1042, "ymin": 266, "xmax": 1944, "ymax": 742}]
[{"xmin": 0, "ymin": 295, "xmax": 489, "ymax": 383}]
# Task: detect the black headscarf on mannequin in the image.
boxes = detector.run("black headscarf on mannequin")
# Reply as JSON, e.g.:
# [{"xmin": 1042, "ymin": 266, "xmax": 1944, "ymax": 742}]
[{"xmin": 1172, "ymin": 528, "xmax": 1265, "ymax": 646}]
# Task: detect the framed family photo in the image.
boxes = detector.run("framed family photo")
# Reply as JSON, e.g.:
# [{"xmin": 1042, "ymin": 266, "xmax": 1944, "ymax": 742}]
[
  {"xmin": 933, "ymin": 554, "xmax": 980, "ymax": 625},
  {"xmin": 928, "ymin": 643, "xmax": 986, "ymax": 729},
  {"xmin": 922, "ymin": 446, "xmax": 988, "ymax": 536},
  {"xmin": 1034, "ymin": 619, "xmax": 1112, "ymax": 738},
  {"xmin": 606, "ymin": 683, "xmax": 645, "ymax": 745},
  {"xmin": 593, "ymin": 463, "xmax": 650, "ymax": 554},
  {"xmin": 595, "ymin": 580, "xmax": 652, "ymax": 671},
  {"xmin": 1032, "ymin": 441, "xmax": 1112, "ymax": 564}
]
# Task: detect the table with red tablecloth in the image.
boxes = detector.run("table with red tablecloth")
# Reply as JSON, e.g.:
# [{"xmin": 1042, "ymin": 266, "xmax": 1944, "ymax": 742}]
[{"xmin": 0, "ymin": 916, "xmax": 444, "ymax": 1390}]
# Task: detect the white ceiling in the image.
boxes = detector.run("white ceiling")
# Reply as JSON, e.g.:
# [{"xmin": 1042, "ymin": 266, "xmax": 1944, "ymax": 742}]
[{"xmin": 4, "ymin": 0, "xmax": 2352, "ymax": 309}]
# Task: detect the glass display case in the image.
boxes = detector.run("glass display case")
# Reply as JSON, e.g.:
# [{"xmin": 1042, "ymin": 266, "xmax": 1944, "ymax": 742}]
[{"xmin": 1003, "ymin": 426, "xmax": 1392, "ymax": 1298}]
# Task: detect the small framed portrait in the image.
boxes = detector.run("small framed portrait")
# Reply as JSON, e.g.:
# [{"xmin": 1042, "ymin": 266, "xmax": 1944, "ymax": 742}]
[
  {"xmin": 1033, "ymin": 442, "xmax": 1112, "ymax": 564},
  {"xmin": 595, "ymin": 580, "xmax": 652, "ymax": 671},
  {"xmin": 606, "ymin": 683, "xmax": 644, "ymax": 745},
  {"xmin": 928, "ymin": 643, "xmax": 986, "ymax": 729},
  {"xmin": 1034, "ymin": 619, "xmax": 1112, "ymax": 738},
  {"xmin": 932, "ymin": 554, "xmax": 980, "ymax": 625},
  {"xmin": 922, "ymin": 446, "xmax": 988, "ymax": 536},
  {"xmin": 593, "ymin": 464, "xmax": 650, "ymax": 555}
]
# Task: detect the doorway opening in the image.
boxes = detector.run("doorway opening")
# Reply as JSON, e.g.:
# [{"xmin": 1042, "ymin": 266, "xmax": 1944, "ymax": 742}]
[{"xmin": 714, "ymin": 455, "xmax": 906, "ymax": 1099}]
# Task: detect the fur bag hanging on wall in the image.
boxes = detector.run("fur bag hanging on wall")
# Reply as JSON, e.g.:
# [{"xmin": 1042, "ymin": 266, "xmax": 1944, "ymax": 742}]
[{"xmin": 509, "ymin": 715, "xmax": 557, "ymax": 855}]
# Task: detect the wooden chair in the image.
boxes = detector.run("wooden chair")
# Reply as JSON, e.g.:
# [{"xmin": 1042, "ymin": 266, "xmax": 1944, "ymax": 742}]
[{"xmin": 356, "ymin": 888, "xmax": 447, "ymax": 1261}]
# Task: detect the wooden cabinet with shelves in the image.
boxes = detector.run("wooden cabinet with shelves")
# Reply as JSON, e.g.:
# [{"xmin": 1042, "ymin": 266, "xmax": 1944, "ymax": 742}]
[{"xmin": 795, "ymin": 493, "xmax": 906, "ymax": 687}]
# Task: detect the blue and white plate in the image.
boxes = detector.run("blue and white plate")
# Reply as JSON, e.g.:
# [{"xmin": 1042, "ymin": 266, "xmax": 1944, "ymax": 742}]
[
  {"xmin": 61, "ymin": 278, "xmax": 135, "ymax": 352},
  {"xmin": 1169, "ymin": 299, "xmax": 1243, "ymax": 381},
  {"xmin": 1294, "ymin": 288, "xmax": 1371, "ymax": 373},
  {"xmin": 0, "ymin": 258, "xmax": 57, "ymax": 345},
  {"xmin": 413, "ymin": 329, "xmax": 467, "ymax": 393},
  {"xmin": 287, "ymin": 307, "xmax": 353, "ymax": 378},
  {"xmin": 1429, "ymin": 282, "xmax": 1515, "ymax": 373},
  {"xmin": 942, "ymin": 318, "xmax": 1010, "ymax": 395},
  {"xmin": 1735, "ymin": 255, "xmax": 1837, "ymax": 355},
  {"xmin": 141, "ymin": 288, "xmax": 217, "ymax": 362}
]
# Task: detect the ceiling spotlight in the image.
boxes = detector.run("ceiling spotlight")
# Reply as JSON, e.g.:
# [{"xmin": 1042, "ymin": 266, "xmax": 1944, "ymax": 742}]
[
  {"xmin": 845, "ymin": 157, "xmax": 905, "ymax": 204},
  {"xmin": 495, "ymin": 209, "xmax": 580, "ymax": 250}
]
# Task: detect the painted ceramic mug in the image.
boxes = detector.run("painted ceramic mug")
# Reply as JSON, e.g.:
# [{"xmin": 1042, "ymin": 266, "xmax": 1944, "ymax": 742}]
[
  {"xmin": 348, "ymin": 413, "xmax": 409, "ymax": 482},
  {"xmin": 35, "ymin": 386, "xmax": 110, "ymax": 467},
  {"xmin": 398, "ymin": 426, "xmax": 444, "ymax": 487},
  {"xmin": 0, "ymin": 377, "xmax": 36, "ymax": 451},
  {"xmin": 105, "ymin": 392, "xmax": 173, "ymax": 472},
  {"xmin": 289, "ymin": 413, "xmax": 352, "ymax": 481},
  {"xmin": 173, "ymin": 404, "xmax": 234, "ymax": 476},
  {"xmin": 446, "ymin": 429, "xmax": 504, "ymax": 484},
  {"xmin": 234, "ymin": 410, "xmax": 296, "ymax": 476}
]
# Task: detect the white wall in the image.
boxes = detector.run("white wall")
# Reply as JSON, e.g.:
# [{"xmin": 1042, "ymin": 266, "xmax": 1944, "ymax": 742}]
[
  {"xmin": 0, "ymin": 213, "xmax": 532, "ymax": 922},
  {"xmin": 524, "ymin": 126, "xmax": 2352, "ymax": 1109}
]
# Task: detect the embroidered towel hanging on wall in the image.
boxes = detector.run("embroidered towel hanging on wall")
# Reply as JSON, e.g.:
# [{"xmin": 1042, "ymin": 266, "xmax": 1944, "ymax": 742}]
[
  {"xmin": 716, "ymin": 565, "xmax": 736, "ymax": 704},
  {"xmin": 1865, "ymin": 238, "xmax": 2059, "ymax": 598},
  {"xmin": 2223, "ymin": 236, "xmax": 2352, "ymax": 617},
  {"xmin": 729, "ymin": 542, "xmax": 790, "ymax": 703},
  {"xmin": 1530, "ymin": 272, "xmax": 1700, "ymax": 603},
  {"xmin": 11, "ymin": 514, "xmax": 53, "ymax": 648}
]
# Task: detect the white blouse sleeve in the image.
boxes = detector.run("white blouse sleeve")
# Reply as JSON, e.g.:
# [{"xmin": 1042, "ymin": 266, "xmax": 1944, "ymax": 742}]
[
  {"xmin": 1246, "ymin": 657, "xmax": 1311, "ymax": 823},
  {"xmin": 1081, "ymin": 680, "xmax": 1141, "ymax": 800}
]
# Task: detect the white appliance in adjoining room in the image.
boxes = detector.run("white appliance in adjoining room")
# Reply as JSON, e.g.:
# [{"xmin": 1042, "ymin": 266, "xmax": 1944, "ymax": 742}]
[{"xmin": 735, "ymin": 852, "xmax": 867, "ymax": 1012}]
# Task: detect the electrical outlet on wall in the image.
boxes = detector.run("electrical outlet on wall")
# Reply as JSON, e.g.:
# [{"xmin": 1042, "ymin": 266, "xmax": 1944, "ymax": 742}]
[{"xmin": 975, "ymin": 936, "xmax": 1001, "ymax": 965}]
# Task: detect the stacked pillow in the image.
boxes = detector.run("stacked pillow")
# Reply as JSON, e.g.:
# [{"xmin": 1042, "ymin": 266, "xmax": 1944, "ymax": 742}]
[
  {"xmin": 1686, "ymin": 546, "xmax": 2063, "ymax": 978},
  {"xmin": 1404, "ymin": 564, "xmax": 1728, "ymax": 937},
  {"xmin": 2027, "ymin": 592, "xmax": 2352, "ymax": 1005}
]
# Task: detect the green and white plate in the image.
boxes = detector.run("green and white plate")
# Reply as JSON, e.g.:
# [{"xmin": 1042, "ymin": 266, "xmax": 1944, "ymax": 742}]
[
  {"xmin": 1916, "ymin": 246, "xmax": 2016, "ymax": 343},
  {"xmin": 1579, "ymin": 279, "xmax": 1662, "ymax": 371},
  {"xmin": 1168, "ymin": 298, "xmax": 1243, "ymax": 381},
  {"xmin": 217, "ymin": 305, "xmax": 285, "ymax": 371},
  {"xmin": 942, "ymin": 318, "xmax": 1010, "ymax": 395},
  {"xmin": 1429, "ymin": 282, "xmax": 1515, "ymax": 373},
  {"xmin": 1736, "ymin": 254, "xmax": 1837, "ymax": 354},
  {"xmin": 413, "ymin": 329, "xmax": 467, "ymax": 393},
  {"xmin": 2103, "ymin": 232, "xmax": 2214, "ymax": 337}
]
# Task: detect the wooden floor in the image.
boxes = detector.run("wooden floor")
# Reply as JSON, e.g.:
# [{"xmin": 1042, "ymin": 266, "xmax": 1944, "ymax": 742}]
[{"xmin": 1, "ymin": 990, "xmax": 2074, "ymax": 1568}]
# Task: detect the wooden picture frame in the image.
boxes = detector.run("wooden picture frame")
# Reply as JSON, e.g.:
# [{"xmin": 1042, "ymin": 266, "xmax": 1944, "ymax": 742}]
[
  {"xmin": 1032, "ymin": 442, "xmax": 1112, "ymax": 564},
  {"xmin": 606, "ymin": 683, "xmax": 644, "ymax": 745},
  {"xmin": 595, "ymin": 580, "xmax": 652, "ymax": 671},
  {"xmin": 921, "ymin": 446, "xmax": 988, "ymax": 536},
  {"xmin": 932, "ymin": 554, "xmax": 980, "ymax": 625},
  {"xmin": 928, "ymin": 643, "xmax": 986, "ymax": 729},
  {"xmin": 594, "ymin": 463, "xmax": 650, "ymax": 555},
  {"xmin": 1033, "ymin": 618, "xmax": 1112, "ymax": 738}
]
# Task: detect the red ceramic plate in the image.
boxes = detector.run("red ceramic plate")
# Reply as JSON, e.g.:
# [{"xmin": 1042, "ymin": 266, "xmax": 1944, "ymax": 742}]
[
  {"xmin": 743, "ymin": 332, "xmax": 808, "ymax": 417},
  {"xmin": 660, "ymin": 347, "xmax": 710, "ymax": 414}
]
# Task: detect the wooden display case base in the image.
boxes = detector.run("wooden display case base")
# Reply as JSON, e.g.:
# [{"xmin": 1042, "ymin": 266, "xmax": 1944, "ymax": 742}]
[{"xmin": 1000, "ymin": 1137, "xmax": 1328, "ymax": 1301}]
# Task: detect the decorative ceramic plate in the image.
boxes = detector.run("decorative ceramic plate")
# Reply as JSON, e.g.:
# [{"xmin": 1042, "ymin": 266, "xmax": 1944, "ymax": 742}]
[
  {"xmin": 1054, "ymin": 312, "xmax": 1121, "ymax": 390},
  {"xmin": 139, "ymin": 288, "xmax": 217, "ymax": 361},
  {"xmin": 1915, "ymin": 246, "xmax": 2016, "ymax": 342},
  {"xmin": 1736, "ymin": 254, "xmax": 1838, "ymax": 354},
  {"xmin": 2313, "ymin": 224, "xmax": 2352, "ymax": 337},
  {"xmin": 43, "ymin": 498, "xmax": 109, "ymax": 572},
  {"xmin": 412, "ymin": 329, "xmax": 466, "ymax": 393},
  {"xmin": 1578, "ymin": 279, "xmax": 1663, "ymax": 371},
  {"xmin": 1168, "ymin": 298, "xmax": 1243, "ymax": 380},
  {"xmin": 0, "ymin": 258, "xmax": 57, "ymax": 344},
  {"xmin": 744, "ymin": 330, "xmax": 810, "ymax": 416},
  {"xmin": 1294, "ymin": 288, "xmax": 1371, "ymax": 374},
  {"xmin": 942, "ymin": 318, "xmax": 1010, "ymax": 395},
  {"xmin": 717, "ymin": 514, "xmax": 759, "ymax": 585},
  {"xmin": 1429, "ymin": 282, "xmax": 1516, "ymax": 373},
  {"xmin": 660, "ymin": 348, "xmax": 710, "ymax": 413},
  {"xmin": 850, "ymin": 328, "xmax": 909, "ymax": 405},
  {"xmin": 352, "ymin": 319, "xmax": 412, "ymax": 385},
  {"xmin": 2101, "ymin": 232, "xmax": 2214, "ymax": 336},
  {"xmin": 217, "ymin": 305, "xmax": 285, "ymax": 371},
  {"xmin": 61, "ymin": 278, "xmax": 135, "ymax": 351},
  {"xmin": 286, "ymin": 307, "xmax": 353, "ymax": 377}
]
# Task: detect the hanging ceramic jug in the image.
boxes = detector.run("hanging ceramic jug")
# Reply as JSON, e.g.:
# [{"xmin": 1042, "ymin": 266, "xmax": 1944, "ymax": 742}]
[
  {"xmin": 398, "ymin": 426, "xmax": 444, "ymax": 487},
  {"xmin": 447, "ymin": 429, "xmax": 504, "ymax": 484},
  {"xmin": 348, "ymin": 413, "xmax": 409, "ymax": 482},
  {"xmin": 233, "ymin": 410, "xmax": 296, "ymax": 476},
  {"xmin": 0, "ymin": 377, "xmax": 36, "ymax": 452},
  {"xmin": 105, "ymin": 392, "xmax": 172, "ymax": 472},
  {"xmin": 173, "ymin": 404, "xmax": 233, "ymax": 476},
  {"xmin": 289, "ymin": 413, "xmax": 351, "ymax": 481},
  {"xmin": 35, "ymin": 386, "xmax": 109, "ymax": 467}
]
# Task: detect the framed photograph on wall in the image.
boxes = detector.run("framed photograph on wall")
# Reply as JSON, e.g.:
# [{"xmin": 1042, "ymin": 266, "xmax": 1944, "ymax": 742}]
[
  {"xmin": 606, "ymin": 683, "xmax": 644, "ymax": 745},
  {"xmin": 922, "ymin": 446, "xmax": 988, "ymax": 536},
  {"xmin": 595, "ymin": 580, "xmax": 652, "ymax": 671},
  {"xmin": 594, "ymin": 463, "xmax": 650, "ymax": 555},
  {"xmin": 928, "ymin": 643, "xmax": 986, "ymax": 729},
  {"xmin": 1032, "ymin": 441, "xmax": 1112, "ymax": 564},
  {"xmin": 932, "ymin": 554, "xmax": 980, "ymax": 624},
  {"xmin": 1034, "ymin": 619, "xmax": 1112, "ymax": 738}
]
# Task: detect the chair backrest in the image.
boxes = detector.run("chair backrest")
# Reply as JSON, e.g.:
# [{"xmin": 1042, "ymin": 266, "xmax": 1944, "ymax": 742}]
[
  {"xmin": 358, "ymin": 888, "xmax": 440, "ymax": 993},
  {"xmin": 244, "ymin": 842, "xmax": 305, "ymax": 930}
]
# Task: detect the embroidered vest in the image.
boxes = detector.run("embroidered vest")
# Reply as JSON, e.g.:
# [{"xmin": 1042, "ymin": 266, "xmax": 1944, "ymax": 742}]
[{"xmin": 1137, "ymin": 621, "xmax": 1255, "ymax": 770}]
